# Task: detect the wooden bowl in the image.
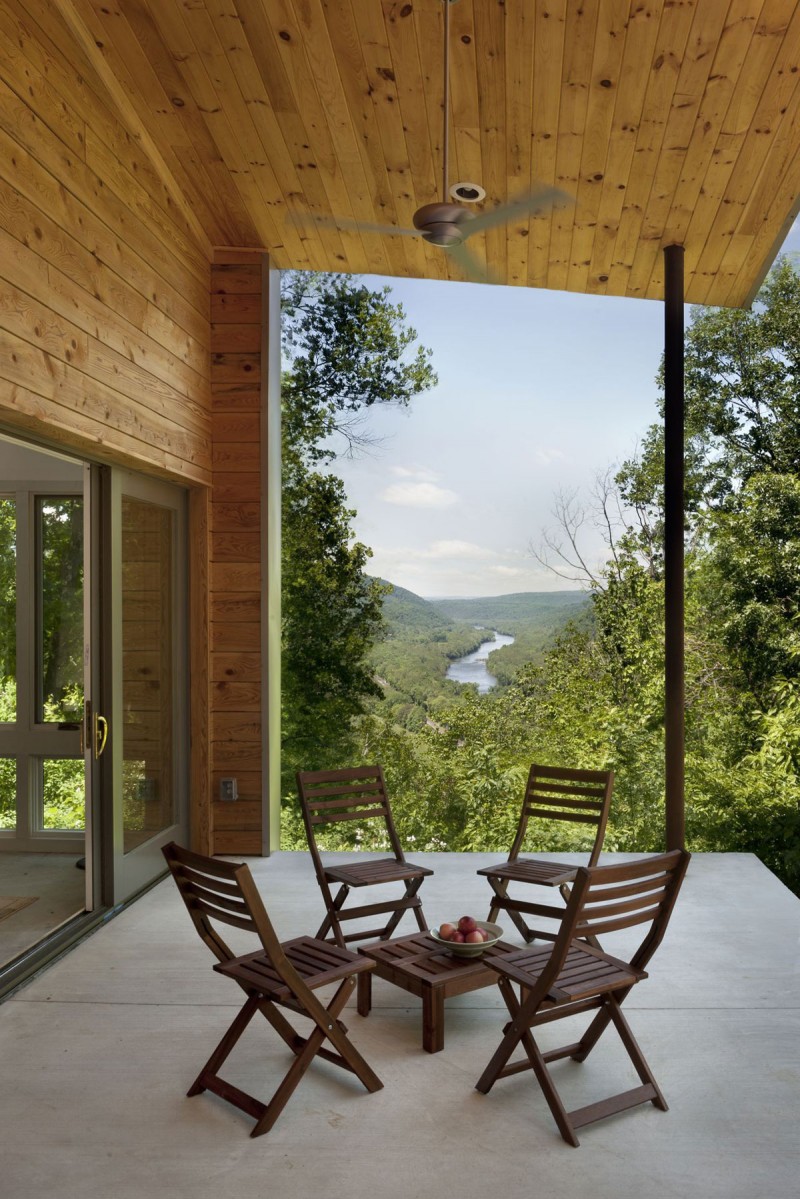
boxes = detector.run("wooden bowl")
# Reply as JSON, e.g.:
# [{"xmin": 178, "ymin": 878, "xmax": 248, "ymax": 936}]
[{"xmin": 430, "ymin": 920, "xmax": 503, "ymax": 958}]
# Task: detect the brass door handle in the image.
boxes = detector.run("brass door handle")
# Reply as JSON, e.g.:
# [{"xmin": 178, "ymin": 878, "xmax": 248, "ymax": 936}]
[{"xmin": 94, "ymin": 712, "xmax": 109, "ymax": 759}]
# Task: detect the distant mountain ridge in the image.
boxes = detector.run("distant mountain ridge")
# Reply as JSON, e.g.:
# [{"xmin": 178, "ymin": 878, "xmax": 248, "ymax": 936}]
[{"xmin": 426, "ymin": 590, "xmax": 589, "ymax": 630}]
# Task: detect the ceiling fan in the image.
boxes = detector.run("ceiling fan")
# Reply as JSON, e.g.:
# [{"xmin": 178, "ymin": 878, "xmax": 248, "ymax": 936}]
[{"xmin": 301, "ymin": 0, "xmax": 571, "ymax": 283}]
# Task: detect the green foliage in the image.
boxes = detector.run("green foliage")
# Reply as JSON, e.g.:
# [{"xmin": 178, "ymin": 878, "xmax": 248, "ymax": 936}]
[
  {"xmin": 281, "ymin": 273, "xmax": 437, "ymax": 796},
  {"xmin": 282, "ymin": 466, "xmax": 388, "ymax": 780},
  {"xmin": 281, "ymin": 271, "xmax": 437, "ymax": 468}
]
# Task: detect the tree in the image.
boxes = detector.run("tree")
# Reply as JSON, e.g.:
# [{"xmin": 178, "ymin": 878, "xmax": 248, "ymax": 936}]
[
  {"xmin": 280, "ymin": 272, "xmax": 437, "ymax": 794},
  {"xmin": 617, "ymin": 257, "xmax": 800, "ymax": 521}
]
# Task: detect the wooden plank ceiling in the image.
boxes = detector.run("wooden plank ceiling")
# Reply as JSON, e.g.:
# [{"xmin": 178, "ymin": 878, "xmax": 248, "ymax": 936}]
[{"xmin": 51, "ymin": 0, "xmax": 800, "ymax": 307}]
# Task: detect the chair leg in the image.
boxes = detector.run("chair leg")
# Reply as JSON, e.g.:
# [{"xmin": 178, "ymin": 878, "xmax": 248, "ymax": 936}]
[
  {"xmin": 251, "ymin": 977, "xmax": 382, "ymax": 1138},
  {"xmin": 382, "ymin": 876, "xmax": 426, "ymax": 940},
  {"xmin": 314, "ymin": 978, "xmax": 384, "ymax": 1095},
  {"xmin": 316, "ymin": 884, "xmax": 350, "ymax": 948},
  {"xmin": 486, "ymin": 876, "xmax": 509, "ymax": 924},
  {"xmin": 606, "ymin": 996, "xmax": 668, "ymax": 1111},
  {"xmin": 520, "ymin": 1028, "xmax": 581, "ymax": 1147},
  {"xmin": 475, "ymin": 979, "xmax": 580, "ymax": 1147},
  {"xmin": 188, "ymin": 994, "xmax": 260, "ymax": 1098},
  {"xmin": 475, "ymin": 977, "xmax": 535, "ymax": 1093},
  {"xmin": 570, "ymin": 984, "xmax": 635, "ymax": 1063},
  {"xmin": 479, "ymin": 980, "xmax": 667, "ymax": 1147},
  {"xmin": 410, "ymin": 878, "xmax": 429, "ymax": 933}
]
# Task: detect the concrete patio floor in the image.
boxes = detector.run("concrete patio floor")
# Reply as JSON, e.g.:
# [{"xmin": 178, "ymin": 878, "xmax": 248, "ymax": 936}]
[{"xmin": 2, "ymin": 850, "xmax": 799, "ymax": 1199}]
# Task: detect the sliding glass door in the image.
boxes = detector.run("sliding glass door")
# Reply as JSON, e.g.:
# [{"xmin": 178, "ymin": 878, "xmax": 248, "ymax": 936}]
[{"xmin": 0, "ymin": 442, "xmax": 190, "ymax": 979}]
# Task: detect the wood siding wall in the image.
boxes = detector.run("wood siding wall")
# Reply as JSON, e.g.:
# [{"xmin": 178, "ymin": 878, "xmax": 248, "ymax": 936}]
[
  {"xmin": 0, "ymin": 7, "xmax": 277, "ymax": 859},
  {"xmin": 0, "ymin": 0, "xmax": 212, "ymax": 480},
  {"xmin": 210, "ymin": 254, "xmax": 264, "ymax": 855}
]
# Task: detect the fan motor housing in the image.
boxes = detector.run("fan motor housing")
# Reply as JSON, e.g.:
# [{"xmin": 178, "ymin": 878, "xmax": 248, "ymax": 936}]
[{"xmin": 413, "ymin": 202, "xmax": 475, "ymax": 245}]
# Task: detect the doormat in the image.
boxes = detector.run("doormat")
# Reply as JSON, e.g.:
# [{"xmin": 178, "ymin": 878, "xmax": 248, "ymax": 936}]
[{"xmin": 0, "ymin": 896, "xmax": 38, "ymax": 923}]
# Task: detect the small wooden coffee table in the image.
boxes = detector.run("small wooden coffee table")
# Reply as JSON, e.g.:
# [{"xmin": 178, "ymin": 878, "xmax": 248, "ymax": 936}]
[{"xmin": 357, "ymin": 931, "xmax": 517, "ymax": 1053}]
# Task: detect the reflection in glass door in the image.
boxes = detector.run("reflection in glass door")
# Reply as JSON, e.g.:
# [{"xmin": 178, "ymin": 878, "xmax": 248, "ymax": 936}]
[
  {"xmin": 110, "ymin": 472, "xmax": 187, "ymax": 902},
  {"xmin": 0, "ymin": 439, "xmax": 89, "ymax": 972}
]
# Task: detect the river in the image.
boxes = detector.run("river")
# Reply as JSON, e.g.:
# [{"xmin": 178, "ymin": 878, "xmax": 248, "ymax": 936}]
[{"xmin": 446, "ymin": 630, "xmax": 515, "ymax": 693}]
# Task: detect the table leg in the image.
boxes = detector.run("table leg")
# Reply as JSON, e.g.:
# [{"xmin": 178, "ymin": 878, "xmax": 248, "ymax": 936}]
[
  {"xmin": 422, "ymin": 987, "xmax": 445, "ymax": 1053},
  {"xmin": 357, "ymin": 970, "xmax": 372, "ymax": 1017}
]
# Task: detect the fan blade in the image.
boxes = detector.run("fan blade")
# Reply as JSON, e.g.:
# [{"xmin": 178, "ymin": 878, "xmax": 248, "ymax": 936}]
[
  {"xmin": 292, "ymin": 212, "xmax": 421, "ymax": 238},
  {"xmin": 443, "ymin": 240, "xmax": 497, "ymax": 285},
  {"xmin": 461, "ymin": 185, "xmax": 573, "ymax": 239}
]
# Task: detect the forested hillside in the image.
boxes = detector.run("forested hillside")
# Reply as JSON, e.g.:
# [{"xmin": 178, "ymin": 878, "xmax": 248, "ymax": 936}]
[
  {"xmin": 368, "ymin": 583, "xmax": 585, "ymax": 728},
  {"xmin": 369, "ymin": 584, "xmax": 482, "ymax": 728}
]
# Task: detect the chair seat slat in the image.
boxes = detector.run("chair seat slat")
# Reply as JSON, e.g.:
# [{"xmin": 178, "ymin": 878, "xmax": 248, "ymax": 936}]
[
  {"xmin": 325, "ymin": 859, "xmax": 430, "ymax": 886},
  {"xmin": 478, "ymin": 859, "xmax": 577, "ymax": 885}
]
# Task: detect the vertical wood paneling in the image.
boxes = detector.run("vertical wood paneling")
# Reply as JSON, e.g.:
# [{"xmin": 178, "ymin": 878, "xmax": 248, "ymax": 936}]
[{"xmin": 209, "ymin": 252, "xmax": 264, "ymax": 854}]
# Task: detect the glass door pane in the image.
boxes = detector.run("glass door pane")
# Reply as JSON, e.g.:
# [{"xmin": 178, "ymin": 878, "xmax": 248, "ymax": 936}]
[
  {"xmin": 121, "ymin": 496, "xmax": 175, "ymax": 853},
  {"xmin": 110, "ymin": 472, "xmax": 187, "ymax": 902},
  {"xmin": 37, "ymin": 497, "xmax": 84, "ymax": 727}
]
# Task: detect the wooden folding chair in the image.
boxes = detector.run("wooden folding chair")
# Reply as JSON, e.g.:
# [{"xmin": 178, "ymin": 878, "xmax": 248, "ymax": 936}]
[
  {"xmin": 162, "ymin": 842, "xmax": 382, "ymax": 1137},
  {"xmin": 477, "ymin": 764, "xmax": 614, "ymax": 942},
  {"xmin": 475, "ymin": 849, "xmax": 690, "ymax": 1147},
  {"xmin": 297, "ymin": 765, "xmax": 433, "ymax": 948}
]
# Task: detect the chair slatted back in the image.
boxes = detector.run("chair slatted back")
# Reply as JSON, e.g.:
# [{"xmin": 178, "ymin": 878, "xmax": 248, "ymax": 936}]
[
  {"xmin": 297, "ymin": 766, "xmax": 405, "ymax": 875},
  {"xmin": 559, "ymin": 849, "xmax": 690, "ymax": 978},
  {"xmin": 508, "ymin": 764, "xmax": 614, "ymax": 864},
  {"xmin": 163, "ymin": 842, "xmax": 284, "ymax": 968}
]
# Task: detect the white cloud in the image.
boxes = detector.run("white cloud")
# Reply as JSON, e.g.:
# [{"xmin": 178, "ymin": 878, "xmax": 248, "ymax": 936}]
[
  {"xmin": 389, "ymin": 464, "xmax": 440, "ymax": 481},
  {"xmin": 371, "ymin": 540, "xmax": 495, "ymax": 563},
  {"xmin": 426, "ymin": 540, "xmax": 494, "ymax": 560},
  {"xmin": 380, "ymin": 482, "xmax": 459, "ymax": 508},
  {"xmin": 489, "ymin": 565, "xmax": 526, "ymax": 577},
  {"xmin": 534, "ymin": 448, "xmax": 566, "ymax": 466}
]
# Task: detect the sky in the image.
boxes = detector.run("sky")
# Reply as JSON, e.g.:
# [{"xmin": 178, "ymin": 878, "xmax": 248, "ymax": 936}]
[{"xmin": 328, "ymin": 226, "xmax": 800, "ymax": 600}]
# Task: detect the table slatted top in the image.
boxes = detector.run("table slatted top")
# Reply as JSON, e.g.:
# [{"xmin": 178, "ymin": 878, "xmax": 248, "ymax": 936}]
[{"xmin": 359, "ymin": 931, "xmax": 518, "ymax": 985}]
